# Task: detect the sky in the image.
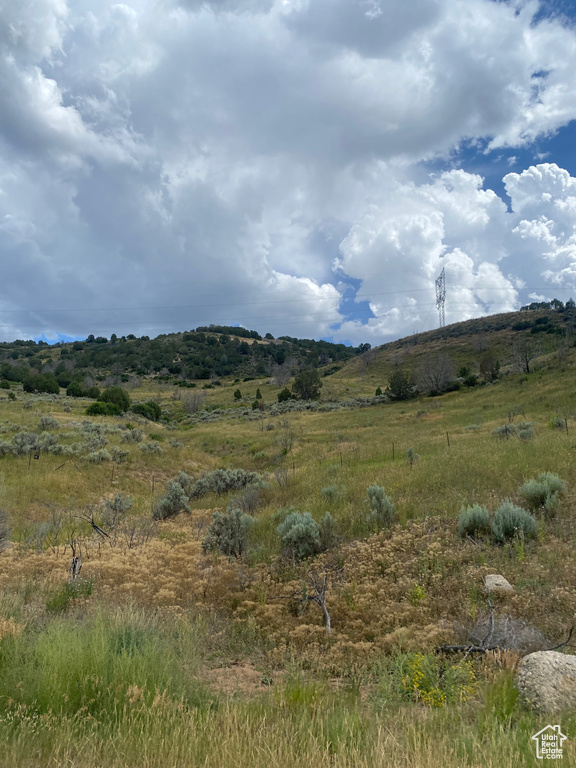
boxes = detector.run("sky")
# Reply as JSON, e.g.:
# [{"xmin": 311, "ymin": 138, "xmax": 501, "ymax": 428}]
[{"xmin": 2, "ymin": 0, "xmax": 576, "ymax": 346}]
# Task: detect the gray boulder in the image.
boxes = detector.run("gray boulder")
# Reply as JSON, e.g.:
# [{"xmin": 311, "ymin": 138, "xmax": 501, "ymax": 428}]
[{"xmin": 516, "ymin": 651, "xmax": 576, "ymax": 713}]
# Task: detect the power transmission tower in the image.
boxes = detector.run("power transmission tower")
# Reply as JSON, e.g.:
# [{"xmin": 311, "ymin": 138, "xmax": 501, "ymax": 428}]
[{"xmin": 435, "ymin": 267, "xmax": 446, "ymax": 328}]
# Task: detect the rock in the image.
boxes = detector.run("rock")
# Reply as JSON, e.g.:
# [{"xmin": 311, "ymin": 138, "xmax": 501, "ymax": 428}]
[
  {"xmin": 516, "ymin": 651, "xmax": 576, "ymax": 713},
  {"xmin": 484, "ymin": 574, "xmax": 514, "ymax": 592}
]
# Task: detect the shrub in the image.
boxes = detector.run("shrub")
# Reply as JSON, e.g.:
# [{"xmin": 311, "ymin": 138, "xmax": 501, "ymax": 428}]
[
  {"xmin": 518, "ymin": 472, "xmax": 566, "ymax": 517},
  {"xmin": 551, "ymin": 416, "xmax": 567, "ymax": 430},
  {"xmin": 86, "ymin": 402, "xmax": 121, "ymax": 416},
  {"xmin": 406, "ymin": 447, "xmax": 420, "ymax": 466},
  {"xmin": 38, "ymin": 415, "xmax": 60, "ymax": 431},
  {"xmin": 318, "ymin": 512, "xmax": 339, "ymax": 551},
  {"xmin": 491, "ymin": 501, "xmax": 537, "ymax": 543},
  {"xmin": 277, "ymin": 509, "xmax": 320, "ymax": 560},
  {"xmin": 11, "ymin": 432, "xmax": 39, "ymax": 456},
  {"xmin": 234, "ymin": 389, "xmax": 242, "ymax": 400},
  {"xmin": 153, "ymin": 481, "xmax": 190, "ymax": 520},
  {"xmin": 189, "ymin": 468, "xmax": 264, "ymax": 499},
  {"xmin": 173, "ymin": 470, "xmax": 195, "ymax": 496},
  {"xmin": 66, "ymin": 381, "xmax": 85, "ymax": 398},
  {"xmin": 201, "ymin": 507, "xmax": 255, "ymax": 557},
  {"xmin": 518, "ymin": 427, "xmax": 534, "ymax": 440},
  {"xmin": 366, "ymin": 484, "xmax": 396, "ymax": 529},
  {"xmin": 99, "ymin": 386, "xmax": 131, "ymax": 413},
  {"xmin": 121, "ymin": 428, "xmax": 144, "ymax": 443},
  {"xmin": 111, "ymin": 447, "xmax": 129, "ymax": 463},
  {"xmin": 86, "ymin": 449, "xmax": 112, "ymax": 463},
  {"xmin": 0, "ymin": 380, "xmax": 10, "ymax": 390},
  {"xmin": 131, "ymin": 401, "xmax": 162, "ymax": 421},
  {"xmin": 277, "ymin": 388, "xmax": 292, "ymax": 403},
  {"xmin": 320, "ymin": 485, "xmax": 340, "ymax": 504},
  {"xmin": 492, "ymin": 424, "xmax": 517, "ymax": 438},
  {"xmin": 102, "ymin": 493, "xmax": 133, "ymax": 527},
  {"xmin": 518, "ymin": 479, "xmax": 550, "ymax": 511},
  {"xmin": 375, "ymin": 386, "xmax": 382, "ymax": 396},
  {"xmin": 139, "ymin": 441, "xmax": 163, "ymax": 454},
  {"xmin": 392, "ymin": 653, "xmax": 476, "ymax": 707},
  {"xmin": 458, "ymin": 505, "xmax": 491, "ymax": 538},
  {"xmin": 23, "ymin": 373, "xmax": 59, "ymax": 394},
  {"xmin": 537, "ymin": 471, "xmax": 567, "ymax": 496},
  {"xmin": 251, "ymin": 399, "xmax": 260, "ymax": 410}
]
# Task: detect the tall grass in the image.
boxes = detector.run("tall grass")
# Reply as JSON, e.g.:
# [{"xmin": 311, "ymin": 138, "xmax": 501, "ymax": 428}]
[{"xmin": 0, "ymin": 606, "xmax": 211, "ymax": 723}]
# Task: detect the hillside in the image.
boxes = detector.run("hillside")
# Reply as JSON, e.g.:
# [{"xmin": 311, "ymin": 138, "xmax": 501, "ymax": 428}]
[
  {"xmin": 0, "ymin": 325, "xmax": 363, "ymax": 389},
  {"xmin": 0, "ymin": 308, "xmax": 575, "ymax": 766},
  {"xmin": 333, "ymin": 305, "xmax": 575, "ymax": 387}
]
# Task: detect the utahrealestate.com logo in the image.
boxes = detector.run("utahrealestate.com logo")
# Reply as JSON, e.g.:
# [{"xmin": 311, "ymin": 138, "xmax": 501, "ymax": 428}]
[{"xmin": 532, "ymin": 725, "xmax": 568, "ymax": 760}]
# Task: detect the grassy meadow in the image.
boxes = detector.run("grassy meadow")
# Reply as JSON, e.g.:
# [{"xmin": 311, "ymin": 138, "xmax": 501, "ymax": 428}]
[{"xmin": 1, "ymin": 339, "xmax": 576, "ymax": 767}]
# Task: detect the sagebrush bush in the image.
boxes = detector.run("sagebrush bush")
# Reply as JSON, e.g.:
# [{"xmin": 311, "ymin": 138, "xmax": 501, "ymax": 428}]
[
  {"xmin": 11, "ymin": 432, "xmax": 39, "ymax": 456},
  {"xmin": 139, "ymin": 441, "xmax": 163, "ymax": 455},
  {"xmin": 320, "ymin": 485, "xmax": 340, "ymax": 504},
  {"xmin": 189, "ymin": 468, "xmax": 264, "ymax": 499},
  {"xmin": 457, "ymin": 505, "xmax": 491, "ymax": 538},
  {"xmin": 537, "ymin": 471, "xmax": 567, "ymax": 496},
  {"xmin": 201, "ymin": 507, "xmax": 255, "ymax": 558},
  {"xmin": 518, "ymin": 427, "xmax": 534, "ymax": 440},
  {"xmin": 111, "ymin": 446, "xmax": 129, "ymax": 463},
  {"xmin": 121, "ymin": 428, "xmax": 143, "ymax": 443},
  {"xmin": 38, "ymin": 415, "xmax": 60, "ymax": 431},
  {"xmin": 173, "ymin": 470, "xmax": 195, "ymax": 496},
  {"xmin": 101, "ymin": 493, "xmax": 133, "ymax": 529},
  {"xmin": 518, "ymin": 472, "xmax": 566, "ymax": 517},
  {"xmin": 492, "ymin": 424, "xmax": 517, "ymax": 438},
  {"xmin": 491, "ymin": 500, "xmax": 537, "ymax": 543},
  {"xmin": 277, "ymin": 509, "xmax": 320, "ymax": 560},
  {"xmin": 366, "ymin": 484, "xmax": 396, "ymax": 529},
  {"xmin": 86, "ymin": 449, "xmax": 112, "ymax": 463},
  {"xmin": 153, "ymin": 481, "xmax": 190, "ymax": 520}
]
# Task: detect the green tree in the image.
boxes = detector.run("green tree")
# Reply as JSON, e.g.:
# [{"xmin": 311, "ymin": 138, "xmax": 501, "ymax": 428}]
[
  {"xmin": 234, "ymin": 388, "xmax": 242, "ymax": 400},
  {"xmin": 66, "ymin": 381, "xmax": 85, "ymax": 398},
  {"xmin": 292, "ymin": 369, "xmax": 322, "ymax": 400},
  {"xmin": 277, "ymin": 387, "xmax": 292, "ymax": 403},
  {"xmin": 99, "ymin": 386, "xmax": 131, "ymax": 413},
  {"xmin": 386, "ymin": 369, "xmax": 415, "ymax": 401}
]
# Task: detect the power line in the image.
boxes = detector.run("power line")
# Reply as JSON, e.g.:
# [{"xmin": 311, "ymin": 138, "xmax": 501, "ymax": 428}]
[{"xmin": 0, "ymin": 281, "xmax": 559, "ymax": 315}]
